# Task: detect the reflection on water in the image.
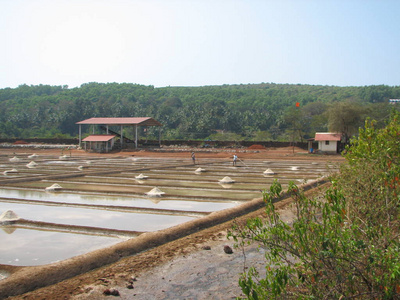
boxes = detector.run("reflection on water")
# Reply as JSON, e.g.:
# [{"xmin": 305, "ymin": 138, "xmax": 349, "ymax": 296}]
[
  {"xmin": 218, "ymin": 183, "xmax": 234, "ymax": 189},
  {"xmin": 0, "ymin": 155, "xmax": 337, "ymax": 268},
  {"xmin": 1, "ymin": 226, "xmax": 17, "ymax": 234},
  {"xmin": 0, "ymin": 202, "xmax": 195, "ymax": 232},
  {"xmin": 0, "ymin": 198, "xmax": 199, "ymax": 266},
  {"xmin": 0, "ymin": 189, "xmax": 237, "ymax": 212},
  {"xmin": 0, "ymin": 188, "xmax": 234, "ymax": 266},
  {"xmin": 0, "ymin": 227, "xmax": 122, "ymax": 266}
]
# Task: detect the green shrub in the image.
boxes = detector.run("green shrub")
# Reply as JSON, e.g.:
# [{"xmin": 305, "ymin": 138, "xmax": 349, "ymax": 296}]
[{"xmin": 228, "ymin": 112, "xmax": 400, "ymax": 299}]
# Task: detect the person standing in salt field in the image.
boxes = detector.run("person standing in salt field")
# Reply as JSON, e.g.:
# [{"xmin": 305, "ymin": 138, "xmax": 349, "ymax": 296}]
[
  {"xmin": 191, "ymin": 152, "xmax": 196, "ymax": 165},
  {"xmin": 233, "ymin": 154, "xmax": 238, "ymax": 166}
]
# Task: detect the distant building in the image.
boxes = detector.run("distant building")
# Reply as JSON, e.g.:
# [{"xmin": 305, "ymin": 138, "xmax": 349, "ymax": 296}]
[
  {"xmin": 389, "ymin": 99, "xmax": 400, "ymax": 104},
  {"xmin": 76, "ymin": 117, "xmax": 162, "ymax": 152},
  {"xmin": 314, "ymin": 132, "xmax": 342, "ymax": 154},
  {"xmin": 82, "ymin": 134, "xmax": 116, "ymax": 153}
]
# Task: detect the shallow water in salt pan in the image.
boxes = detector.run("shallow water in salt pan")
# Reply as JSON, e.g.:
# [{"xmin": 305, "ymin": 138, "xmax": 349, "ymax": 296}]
[
  {"xmin": 0, "ymin": 154, "xmax": 338, "ymax": 267},
  {"xmin": 0, "ymin": 202, "xmax": 195, "ymax": 232},
  {"xmin": 0, "ymin": 188, "xmax": 238, "ymax": 212},
  {"xmin": 0, "ymin": 227, "xmax": 121, "ymax": 266}
]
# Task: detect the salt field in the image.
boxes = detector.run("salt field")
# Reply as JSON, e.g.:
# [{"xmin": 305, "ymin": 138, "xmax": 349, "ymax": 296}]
[{"xmin": 0, "ymin": 152, "xmax": 336, "ymax": 268}]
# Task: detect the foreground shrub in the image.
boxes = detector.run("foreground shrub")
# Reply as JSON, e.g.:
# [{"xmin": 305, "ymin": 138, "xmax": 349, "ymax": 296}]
[{"xmin": 229, "ymin": 113, "xmax": 400, "ymax": 299}]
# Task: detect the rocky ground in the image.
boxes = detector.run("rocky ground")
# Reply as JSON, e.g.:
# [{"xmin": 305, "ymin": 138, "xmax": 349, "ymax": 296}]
[{"xmin": 1, "ymin": 145, "xmax": 342, "ymax": 300}]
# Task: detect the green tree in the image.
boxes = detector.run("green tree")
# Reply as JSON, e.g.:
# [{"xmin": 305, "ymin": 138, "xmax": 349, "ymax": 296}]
[
  {"xmin": 327, "ymin": 101, "xmax": 367, "ymax": 143},
  {"xmin": 302, "ymin": 101, "xmax": 329, "ymax": 135},
  {"xmin": 228, "ymin": 112, "xmax": 400, "ymax": 299},
  {"xmin": 1, "ymin": 82, "xmax": 400, "ymax": 140},
  {"xmin": 282, "ymin": 106, "xmax": 307, "ymax": 142}
]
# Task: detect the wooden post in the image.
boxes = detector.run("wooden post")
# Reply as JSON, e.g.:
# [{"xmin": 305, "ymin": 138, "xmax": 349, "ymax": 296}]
[
  {"xmin": 135, "ymin": 125, "xmax": 138, "ymax": 148},
  {"xmin": 159, "ymin": 127, "xmax": 161, "ymax": 146},
  {"xmin": 120, "ymin": 125, "xmax": 123, "ymax": 148},
  {"xmin": 78, "ymin": 125, "xmax": 82, "ymax": 148}
]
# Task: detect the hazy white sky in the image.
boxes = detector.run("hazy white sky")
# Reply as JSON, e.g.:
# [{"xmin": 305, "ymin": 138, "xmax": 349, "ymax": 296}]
[{"xmin": 1, "ymin": 0, "xmax": 399, "ymax": 89}]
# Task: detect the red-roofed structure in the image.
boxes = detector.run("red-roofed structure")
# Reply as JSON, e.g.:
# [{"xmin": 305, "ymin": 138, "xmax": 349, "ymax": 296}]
[
  {"xmin": 76, "ymin": 117, "xmax": 162, "ymax": 151},
  {"xmin": 314, "ymin": 133, "xmax": 342, "ymax": 142},
  {"xmin": 76, "ymin": 117, "xmax": 162, "ymax": 126},
  {"xmin": 82, "ymin": 134, "xmax": 116, "ymax": 142},
  {"xmin": 314, "ymin": 132, "xmax": 342, "ymax": 154},
  {"xmin": 82, "ymin": 135, "xmax": 116, "ymax": 152}
]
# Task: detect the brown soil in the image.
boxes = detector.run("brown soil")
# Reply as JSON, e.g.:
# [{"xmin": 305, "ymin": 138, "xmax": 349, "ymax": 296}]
[
  {"xmin": 247, "ymin": 144, "xmax": 266, "ymax": 150},
  {"xmin": 12, "ymin": 141, "xmax": 29, "ymax": 145},
  {"xmin": 0, "ymin": 145, "xmax": 331, "ymax": 160},
  {"xmin": 1, "ymin": 146, "xmax": 343, "ymax": 300}
]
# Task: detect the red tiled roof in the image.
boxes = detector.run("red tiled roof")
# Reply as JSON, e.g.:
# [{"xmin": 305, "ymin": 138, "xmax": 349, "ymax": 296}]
[
  {"xmin": 82, "ymin": 135, "xmax": 116, "ymax": 142},
  {"xmin": 314, "ymin": 132, "xmax": 342, "ymax": 141},
  {"xmin": 76, "ymin": 117, "xmax": 162, "ymax": 126}
]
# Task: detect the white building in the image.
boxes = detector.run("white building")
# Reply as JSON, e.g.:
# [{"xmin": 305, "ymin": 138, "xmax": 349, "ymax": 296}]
[{"xmin": 314, "ymin": 132, "xmax": 342, "ymax": 154}]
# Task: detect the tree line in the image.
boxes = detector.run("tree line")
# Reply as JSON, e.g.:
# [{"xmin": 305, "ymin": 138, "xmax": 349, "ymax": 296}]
[{"xmin": 0, "ymin": 82, "xmax": 399, "ymax": 141}]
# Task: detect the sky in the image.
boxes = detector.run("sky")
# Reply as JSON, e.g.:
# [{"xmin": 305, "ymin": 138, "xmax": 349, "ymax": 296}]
[{"xmin": 1, "ymin": 0, "xmax": 400, "ymax": 89}]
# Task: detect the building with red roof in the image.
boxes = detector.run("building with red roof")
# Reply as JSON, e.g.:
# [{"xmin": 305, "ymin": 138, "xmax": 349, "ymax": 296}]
[
  {"xmin": 76, "ymin": 117, "xmax": 162, "ymax": 152},
  {"xmin": 81, "ymin": 134, "xmax": 116, "ymax": 153},
  {"xmin": 314, "ymin": 132, "xmax": 342, "ymax": 154}
]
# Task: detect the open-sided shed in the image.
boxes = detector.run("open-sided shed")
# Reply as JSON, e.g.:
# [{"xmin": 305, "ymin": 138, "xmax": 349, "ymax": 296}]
[{"xmin": 76, "ymin": 117, "xmax": 162, "ymax": 149}]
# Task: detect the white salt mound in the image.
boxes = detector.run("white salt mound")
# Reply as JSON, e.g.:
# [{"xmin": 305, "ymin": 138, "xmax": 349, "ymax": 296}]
[
  {"xmin": 263, "ymin": 168, "xmax": 275, "ymax": 175},
  {"xmin": 0, "ymin": 210, "xmax": 20, "ymax": 222},
  {"xmin": 146, "ymin": 187, "xmax": 165, "ymax": 197},
  {"xmin": 219, "ymin": 176, "xmax": 235, "ymax": 184},
  {"xmin": 59, "ymin": 155, "xmax": 68, "ymax": 160},
  {"xmin": 28, "ymin": 154, "xmax": 38, "ymax": 159},
  {"xmin": 3, "ymin": 169, "xmax": 18, "ymax": 175},
  {"xmin": 195, "ymin": 168, "xmax": 205, "ymax": 173},
  {"xmin": 135, "ymin": 174, "xmax": 148, "ymax": 179},
  {"xmin": 26, "ymin": 161, "xmax": 38, "ymax": 168},
  {"xmin": 9, "ymin": 156, "xmax": 20, "ymax": 162},
  {"xmin": 219, "ymin": 182, "xmax": 234, "ymax": 189},
  {"xmin": 45, "ymin": 183, "xmax": 63, "ymax": 191}
]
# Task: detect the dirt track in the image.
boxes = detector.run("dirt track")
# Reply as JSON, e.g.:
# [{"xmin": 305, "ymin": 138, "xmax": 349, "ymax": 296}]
[{"xmin": 1, "ymin": 146, "xmax": 343, "ymax": 300}]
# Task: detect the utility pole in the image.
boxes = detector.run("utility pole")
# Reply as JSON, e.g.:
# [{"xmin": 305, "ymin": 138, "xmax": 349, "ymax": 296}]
[{"xmin": 293, "ymin": 102, "xmax": 300, "ymax": 154}]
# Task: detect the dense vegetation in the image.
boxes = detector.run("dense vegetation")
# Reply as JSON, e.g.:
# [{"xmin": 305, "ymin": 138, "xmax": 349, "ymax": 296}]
[
  {"xmin": 0, "ymin": 82, "xmax": 399, "ymax": 141},
  {"xmin": 229, "ymin": 112, "xmax": 400, "ymax": 299}
]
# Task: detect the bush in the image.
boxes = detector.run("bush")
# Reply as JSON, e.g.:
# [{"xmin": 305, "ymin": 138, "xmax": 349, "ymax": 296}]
[
  {"xmin": 228, "ymin": 112, "xmax": 400, "ymax": 299},
  {"xmin": 208, "ymin": 132, "xmax": 244, "ymax": 141}
]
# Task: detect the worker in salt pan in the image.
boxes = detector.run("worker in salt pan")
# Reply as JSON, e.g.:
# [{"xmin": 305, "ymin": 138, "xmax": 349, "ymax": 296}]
[{"xmin": 233, "ymin": 154, "xmax": 238, "ymax": 166}]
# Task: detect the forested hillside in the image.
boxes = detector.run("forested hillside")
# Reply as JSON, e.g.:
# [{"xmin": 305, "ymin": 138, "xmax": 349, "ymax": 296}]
[{"xmin": 0, "ymin": 82, "xmax": 399, "ymax": 141}]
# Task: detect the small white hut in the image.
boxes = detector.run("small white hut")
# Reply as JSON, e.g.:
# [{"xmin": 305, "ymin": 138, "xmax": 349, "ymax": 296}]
[{"xmin": 314, "ymin": 132, "xmax": 342, "ymax": 154}]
